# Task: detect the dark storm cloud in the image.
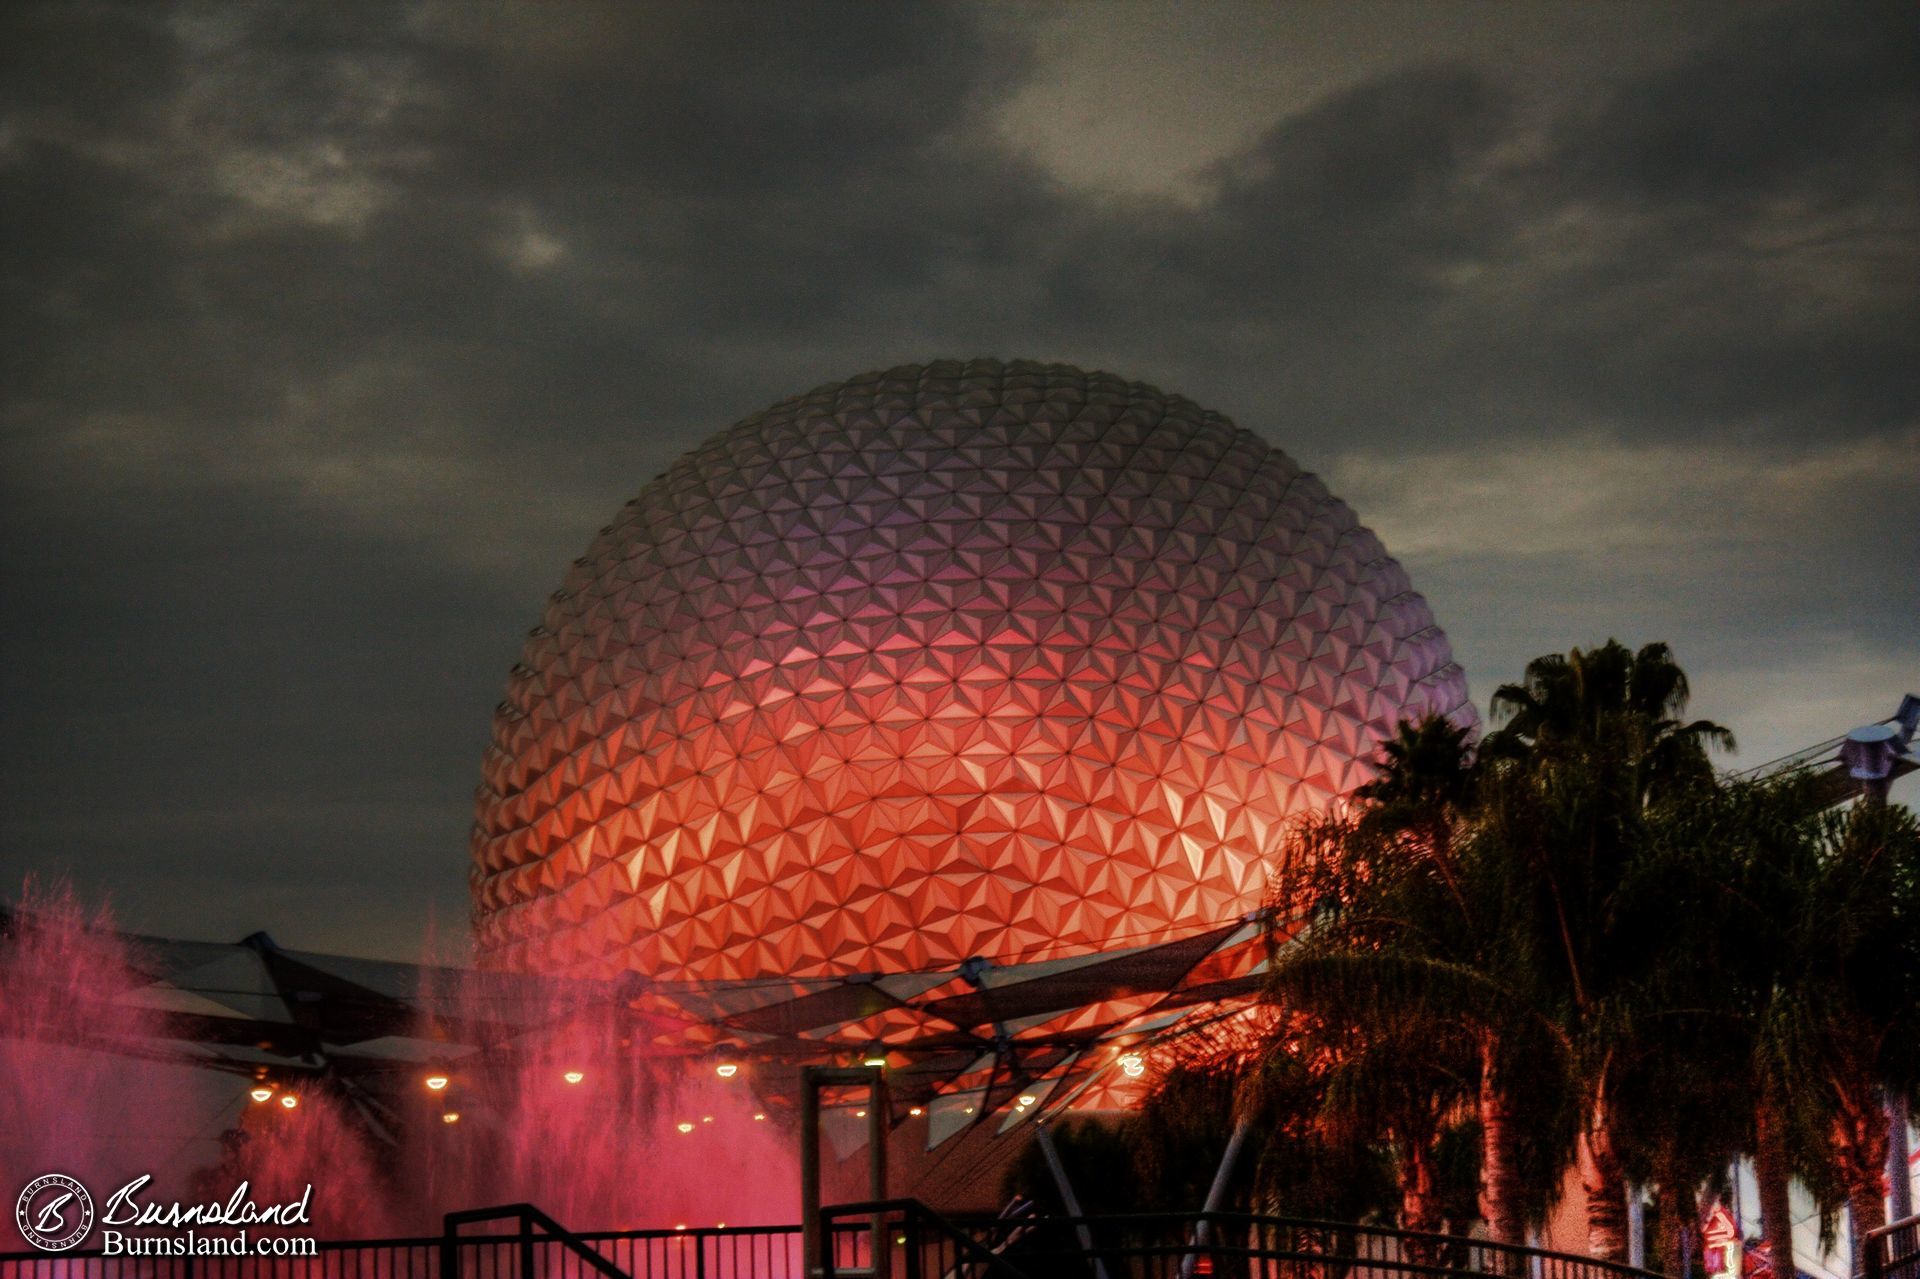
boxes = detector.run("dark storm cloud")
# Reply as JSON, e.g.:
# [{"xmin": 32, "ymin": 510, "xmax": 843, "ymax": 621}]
[
  {"xmin": 1571, "ymin": 2, "xmax": 1916, "ymax": 206},
  {"xmin": 2, "ymin": 0, "xmax": 1913, "ymax": 955},
  {"xmin": 417, "ymin": 2, "xmax": 1015, "ymax": 195},
  {"xmin": 2, "ymin": 477, "xmax": 501, "ymax": 953},
  {"xmin": 1041, "ymin": 65, "xmax": 1511, "ymax": 332},
  {"xmin": 1025, "ymin": 63, "xmax": 1523, "ymax": 437},
  {"xmin": 1132, "ymin": 0, "xmax": 1920, "ymax": 447},
  {"xmin": 1522, "ymin": 1, "xmax": 1920, "ymax": 434}
]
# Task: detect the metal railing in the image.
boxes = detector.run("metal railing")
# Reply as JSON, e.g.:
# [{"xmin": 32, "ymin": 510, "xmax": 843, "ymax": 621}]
[
  {"xmin": 3, "ymin": 1202, "xmax": 1668, "ymax": 1279},
  {"xmin": 1864, "ymin": 1214, "xmax": 1920, "ymax": 1279},
  {"xmin": 818, "ymin": 1202, "xmax": 1671, "ymax": 1279},
  {"xmin": 445, "ymin": 1204, "xmax": 629, "ymax": 1279},
  {"xmin": 0, "ymin": 1214, "xmax": 836, "ymax": 1279},
  {"xmin": 820, "ymin": 1199, "xmax": 1025, "ymax": 1279}
]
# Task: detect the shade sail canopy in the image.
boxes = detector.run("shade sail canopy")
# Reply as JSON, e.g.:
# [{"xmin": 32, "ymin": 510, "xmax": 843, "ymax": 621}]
[{"xmin": 1, "ymin": 908, "xmax": 1275, "ymax": 1148}]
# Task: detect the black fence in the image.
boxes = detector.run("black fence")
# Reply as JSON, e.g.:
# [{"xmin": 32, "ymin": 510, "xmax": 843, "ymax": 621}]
[
  {"xmin": 821, "ymin": 1200, "xmax": 1669, "ymax": 1279},
  {"xmin": 3, "ymin": 1201, "xmax": 1667, "ymax": 1279},
  {"xmin": 1865, "ymin": 1214, "xmax": 1920, "ymax": 1279},
  {"xmin": 0, "ymin": 1204, "xmax": 837, "ymax": 1279}
]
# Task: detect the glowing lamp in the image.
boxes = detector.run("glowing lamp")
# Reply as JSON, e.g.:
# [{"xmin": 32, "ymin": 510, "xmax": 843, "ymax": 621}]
[
  {"xmin": 442, "ymin": 1111, "xmax": 461, "ymax": 1124},
  {"xmin": 752, "ymin": 1113, "xmax": 766, "ymax": 1122},
  {"xmin": 424, "ymin": 1073, "xmax": 450, "ymax": 1092},
  {"xmin": 278, "ymin": 1094, "xmax": 298, "ymax": 1110},
  {"xmin": 1119, "ymin": 1054, "xmax": 1145, "ymax": 1078},
  {"xmin": 715, "ymin": 1062, "xmax": 739, "ymax": 1079},
  {"xmin": 908, "ymin": 1106, "xmax": 924, "ymax": 1117},
  {"xmin": 676, "ymin": 1121, "xmax": 694, "ymax": 1134},
  {"xmin": 562, "ymin": 1070, "xmax": 585, "ymax": 1085},
  {"xmin": 249, "ymin": 1087, "xmax": 274, "ymax": 1104},
  {"xmin": 1017, "ymin": 1093, "xmax": 1037, "ymax": 1107}
]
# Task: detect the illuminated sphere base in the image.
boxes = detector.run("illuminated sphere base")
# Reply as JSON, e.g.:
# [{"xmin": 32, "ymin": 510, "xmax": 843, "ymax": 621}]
[{"xmin": 472, "ymin": 360, "xmax": 1470, "ymax": 981}]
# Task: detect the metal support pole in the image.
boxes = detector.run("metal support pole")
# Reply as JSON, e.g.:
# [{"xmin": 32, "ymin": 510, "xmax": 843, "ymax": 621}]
[
  {"xmin": 869, "ymin": 1072, "xmax": 890, "ymax": 1279},
  {"xmin": 1181, "ymin": 1115, "xmax": 1252, "ymax": 1279},
  {"xmin": 801, "ymin": 1065, "xmax": 889, "ymax": 1279},
  {"xmin": 1888, "ymin": 1092, "xmax": 1914, "ymax": 1224},
  {"xmin": 1627, "ymin": 1186, "xmax": 1647, "ymax": 1270},
  {"xmin": 801, "ymin": 1078, "xmax": 823, "ymax": 1279},
  {"xmin": 1037, "ymin": 1123, "xmax": 1112, "ymax": 1279}
]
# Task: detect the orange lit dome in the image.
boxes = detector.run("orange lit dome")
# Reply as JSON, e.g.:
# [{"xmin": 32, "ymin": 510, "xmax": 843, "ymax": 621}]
[{"xmin": 472, "ymin": 360, "xmax": 1471, "ymax": 981}]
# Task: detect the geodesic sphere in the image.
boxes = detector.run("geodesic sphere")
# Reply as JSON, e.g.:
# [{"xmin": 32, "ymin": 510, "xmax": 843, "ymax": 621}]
[{"xmin": 472, "ymin": 360, "xmax": 1471, "ymax": 981}]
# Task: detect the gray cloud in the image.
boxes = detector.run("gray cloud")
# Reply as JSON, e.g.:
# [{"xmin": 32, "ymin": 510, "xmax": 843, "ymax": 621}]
[{"xmin": 3, "ymin": 0, "xmax": 1914, "ymax": 955}]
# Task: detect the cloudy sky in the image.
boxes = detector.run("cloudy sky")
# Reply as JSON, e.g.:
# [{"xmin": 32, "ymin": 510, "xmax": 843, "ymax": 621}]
[{"xmin": 3, "ymin": 1, "xmax": 1914, "ymax": 959}]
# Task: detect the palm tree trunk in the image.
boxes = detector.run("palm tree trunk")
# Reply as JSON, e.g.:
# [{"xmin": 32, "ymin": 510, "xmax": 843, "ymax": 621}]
[
  {"xmin": 1401, "ymin": 1136, "xmax": 1443, "ymax": 1264},
  {"xmin": 1834, "ymin": 1088, "xmax": 1890, "ymax": 1240},
  {"xmin": 1849, "ymin": 1181, "xmax": 1887, "ymax": 1254},
  {"xmin": 1580, "ymin": 1083, "xmax": 1630, "ymax": 1262},
  {"xmin": 1478, "ymin": 1036, "xmax": 1526, "ymax": 1247},
  {"xmin": 1649, "ymin": 1143, "xmax": 1683, "ymax": 1278},
  {"xmin": 1827, "ymin": 1067, "xmax": 1889, "ymax": 1236},
  {"xmin": 1752, "ymin": 1102, "xmax": 1795, "ymax": 1262},
  {"xmin": 1653, "ymin": 1175, "xmax": 1699, "ymax": 1279}
]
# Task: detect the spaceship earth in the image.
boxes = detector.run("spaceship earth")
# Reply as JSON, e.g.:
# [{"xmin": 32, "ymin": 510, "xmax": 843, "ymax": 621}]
[{"xmin": 472, "ymin": 360, "xmax": 1472, "ymax": 982}]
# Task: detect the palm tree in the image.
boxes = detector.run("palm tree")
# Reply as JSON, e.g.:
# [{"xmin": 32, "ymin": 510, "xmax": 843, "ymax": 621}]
[
  {"xmin": 1353, "ymin": 716, "xmax": 1478, "ymax": 918},
  {"xmin": 1658, "ymin": 772, "xmax": 1827, "ymax": 1267},
  {"xmin": 1480, "ymin": 640, "xmax": 1735, "ymax": 1262},
  {"xmin": 1130, "ymin": 1024, "xmax": 1394, "ymax": 1225},
  {"xmin": 1617, "ymin": 765, "xmax": 1920, "ymax": 1272},
  {"xmin": 1265, "ymin": 807, "xmax": 1464, "ymax": 1238},
  {"xmin": 1318, "ymin": 1014, "xmax": 1479, "ymax": 1246},
  {"xmin": 1269, "ymin": 721, "xmax": 1576, "ymax": 1250},
  {"xmin": 1349, "ymin": 713, "xmax": 1560, "ymax": 1248},
  {"xmin": 1608, "ymin": 787, "xmax": 1759, "ymax": 1276},
  {"xmin": 1485, "ymin": 641, "xmax": 1735, "ymax": 804},
  {"xmin": 1728, "ymin": 789, "xmax": 1920, "ymax": 1243},
  {"xmin": 1256, "ymin": 641, "xmax": 1918, "ymax": 1272},
  {"xmin": 1260, "ymin": 645, "xmax": 1739, "ymax": 1262}
]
